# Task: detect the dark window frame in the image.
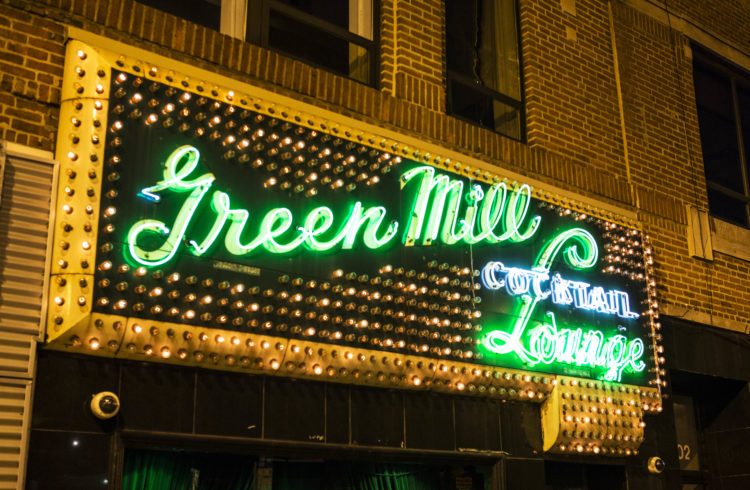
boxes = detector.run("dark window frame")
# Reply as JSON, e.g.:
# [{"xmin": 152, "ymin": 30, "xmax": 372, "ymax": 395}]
[
  {"xmin": 135, "ymin": 0, "xmax": 380, "ymax": 87},
  {"xmin": 445, "ymin": 0, "xmax": 526, "ymax": 142},
  {"xmin": 135, "ymin": 0, "xmax": 222, "ymax": 31},
  {"xmin": 693, "ymin": 44, "xmax": 750, "ymax": 228},
  {"xmin": 247, "ymin": 0, "xmax": 380, "ymax": 88}
]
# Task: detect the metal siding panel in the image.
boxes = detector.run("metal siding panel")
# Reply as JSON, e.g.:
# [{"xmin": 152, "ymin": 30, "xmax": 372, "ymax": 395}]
[
  {"xmin": 0, "ymin": 381, "xmax": 31, "ymax": 490},
  {"xmin": 0, "ymin": 335, "xmax": 35, "ymax": 377},
  {"xmin": 0, "ymin": 155, "xmax": 54, "ymax": 380},
  {"xmin": 0, "ymin": 144, "xmax": 55, "ymax": 490}
]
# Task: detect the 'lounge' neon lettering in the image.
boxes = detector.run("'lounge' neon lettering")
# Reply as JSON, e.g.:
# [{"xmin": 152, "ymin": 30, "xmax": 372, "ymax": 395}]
[{"xmin": 528, "ymin": 312, "xmax": 646, "ymax": 381}]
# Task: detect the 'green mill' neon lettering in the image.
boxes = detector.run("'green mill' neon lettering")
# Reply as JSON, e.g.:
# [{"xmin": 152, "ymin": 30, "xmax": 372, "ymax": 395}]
[
  {"xmin": 128, "ymin": 146, "xmax": 398, "ymax": 266},
  {"xmin": 400, "ymin": 166, "xmax": 540, "ymax": 245},
  {"xmin": 127, "ymin": 148, "xmax": 542, "ymax": 266}
]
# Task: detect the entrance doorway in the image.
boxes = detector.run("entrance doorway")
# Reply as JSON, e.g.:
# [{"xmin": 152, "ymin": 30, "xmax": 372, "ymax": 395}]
[{"xmin": 122, "ymin": 448, "xmax": 491, "ymax": 489}]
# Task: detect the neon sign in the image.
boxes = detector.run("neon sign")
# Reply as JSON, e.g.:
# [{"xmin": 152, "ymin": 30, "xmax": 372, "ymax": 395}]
[
  {"xmin": 400, "ymin": 166, "xmax": 540, "ymax": 246},
  {"xmin": 481, "ymin": 262, "xmax": 639, "ymax": 319},
  {"xmin": 128, "ymin": 157, "xmax": 548, "ymax": 266},
  {"xmin": 128, "ymin": 146, "xmax": 399, "ymax": 266},
  {"xmin": 480, "ymin": 229, "xmax": 645, "ymax": 381},
  {"xmin": 95, "ymin": 71, "xmax": 654, "ymax": 385}
]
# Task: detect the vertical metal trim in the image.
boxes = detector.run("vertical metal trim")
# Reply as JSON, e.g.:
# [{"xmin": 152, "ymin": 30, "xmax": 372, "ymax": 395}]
[
  {"xmin": 497, "ymin": 399, "xmax": 503, "ymax": 454},
  {"xmin": 347, "ymin": 385, "xmax": 352, "ymax": 445},
  {"xmin": 0, "ymin": 142, "xmax": 56, "ymax": 490},
  {"xmin": 401, "ymin": 390, "xmax": 407, "ymax": 448},
  {"xmin": 730, "ymin": 77, "xmax": 750, "ymax": 224},
  {"xmin": 451, "ymin": 397, "xmax": 457, "ymax": 451},
  {"xmin": 17, "ymin": 380, "xmax": 33, "ymax": 490},
  {"xmin": 192, "ymin": 369, "xmax": 199, "ymax": 434},
  {"xmin": 0, "ymin": 142, "xmax": 6, "ymax": 208},
  {"xmin": 261, "ymin": 376, "xmax": 266, "ymax": 439},
  {"xmin": 323, "ymin": 382, "xmax": 328, "ymax": 442},
  {"xmin": 38, "ymin": 157, "xmax": 59, "ymax": 346},
  {"xmin": 0, "ymin": 141, "xmax": 58, "ymax": 379},
  {"xmin": 0, "ymin": 379, "xmax": 33, "ymax": 490}
]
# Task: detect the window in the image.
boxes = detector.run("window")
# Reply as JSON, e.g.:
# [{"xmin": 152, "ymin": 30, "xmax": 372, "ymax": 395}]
[
  {"xmin": 693, "ymin": 46, "xmax": 750, "ymax": 227},
  {"xmin": 137, "ymin": 0, "xmax": 221, "ymax": 31},
  {"xmin": 446, "ymin": 0, "xmax": 523, "ymax": 140},
  {"xmin": 137, "ymin": 0, "xmax": 377, "ymax": 85},
  {"xmin": 247, "ymin": 0, "xmax": 376, "ymax": 85}
]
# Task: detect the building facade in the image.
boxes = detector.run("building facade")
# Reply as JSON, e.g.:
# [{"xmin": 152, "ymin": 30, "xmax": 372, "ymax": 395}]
[{"xmin": 0, "ymin": 0, "xmax": 749, "ymax": 489}]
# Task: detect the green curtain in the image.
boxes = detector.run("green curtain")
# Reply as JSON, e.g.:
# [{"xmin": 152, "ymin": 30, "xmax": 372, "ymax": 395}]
[
  {"xmin": 124, "ymin": 450, "xmax": 460, "ymax": 490},
  {"xmin": 271, "ymin": 461, "xmax": 442, "ymax": 490},
  {"xmin": 122, "ymin": 450, "xmax": 193, "ymax": 490},
  {"xmin": 122, "ymin": 449, "xmax": 255, "ymax": 490}
]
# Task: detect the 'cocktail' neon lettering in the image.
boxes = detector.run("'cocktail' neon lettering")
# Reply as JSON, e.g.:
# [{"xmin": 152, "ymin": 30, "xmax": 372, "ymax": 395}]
[{"xmin": 481, "ymin": 262, "xmax": 639, "ymax": 319}]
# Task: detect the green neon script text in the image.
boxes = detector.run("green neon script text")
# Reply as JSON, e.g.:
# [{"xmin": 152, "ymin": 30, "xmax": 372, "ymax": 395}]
[
  {"xmin": 400, "ymin": 166, "xmax": 541, "ymax": 246},
  {"xmin": 127, "ymin": 146, "xmax": 399, "ymax": 266}
]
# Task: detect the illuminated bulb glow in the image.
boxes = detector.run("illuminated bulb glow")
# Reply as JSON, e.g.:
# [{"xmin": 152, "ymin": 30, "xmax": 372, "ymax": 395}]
[{"xmin": 109, "ymin": 145, "xmax": 649, "ymax": 386}]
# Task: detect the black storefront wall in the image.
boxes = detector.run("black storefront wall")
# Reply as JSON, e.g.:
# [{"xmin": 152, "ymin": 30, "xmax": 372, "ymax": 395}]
[
  {"xmin": 27, "ymin": 349, "xmax": 551, "ymax": 490},
  {"xmin": 37, "ymin": 346, "xmax": 725, "ymax": 490},
  {"xmin": 37, "ymin": 322, "xmax": 750, "ymax": 490},
  {"xmin": 660, "ymin": 317, "xmax": 750, "ymax": 490}
]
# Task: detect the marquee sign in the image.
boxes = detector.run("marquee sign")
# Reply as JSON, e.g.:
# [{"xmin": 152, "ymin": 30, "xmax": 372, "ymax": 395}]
[
  {"xmin": 112, "ymin": 131, "xmax": 648, "ymax": 383},
  {"xmin": 48, "ymin": 37, "xmax": 664, "ymax": 455}
]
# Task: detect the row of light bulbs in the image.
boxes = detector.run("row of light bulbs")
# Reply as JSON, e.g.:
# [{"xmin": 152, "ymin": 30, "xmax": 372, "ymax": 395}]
[
  {"xmin": 550, "ymin": 376, "xmax": 652, "ymax": 457},
  {"xmin": 109, "ymin": 69, "xmax": 400, "ymax": 197},
  {"xmin": 68, "ymin": 316, "xmax": 557, "ymax": 398},
  {"xmin": 93, "ymin": 258, "xmax": 486, "ymax": 360}
]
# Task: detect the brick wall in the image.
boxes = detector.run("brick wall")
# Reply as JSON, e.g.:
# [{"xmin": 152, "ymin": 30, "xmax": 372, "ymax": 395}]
[
  {"xmin": 0, "ymin": 0, "xmax": 748, "ymax": 330},
  {"xmin": 610, "ymin": 2, "xmax": 711, "ymax": 324},
  {"xmin": 381, "ymin": 0, "xmax": 445, "ymax": 111},
  {"xmin": 522, "ymin": 0, "xmax": 627, "ymax": 177},
  {"xmin": 0, "ymin": 2, "xmax": 64, "ymax": 150},
  {"xmin": 667, "ymin": 0, "xmax": 750, "ymax": 54}
]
